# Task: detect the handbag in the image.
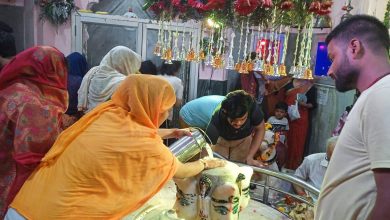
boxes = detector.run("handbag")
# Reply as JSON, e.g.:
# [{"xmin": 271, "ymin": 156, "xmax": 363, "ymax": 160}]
[{"xmin": 288, "ymin": 100, "xmax": 301, "ymax": 121}]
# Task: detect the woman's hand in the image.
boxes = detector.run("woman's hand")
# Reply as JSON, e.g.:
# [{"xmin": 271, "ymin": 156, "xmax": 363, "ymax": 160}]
[
  {"xmin": 298, "ymin": 101, "xmax": 313, "ymax": 108},
  {"xmin": 158, "ymin": 128, "xmax": 192, "ymax": 139},
  {"xmin": 172, "ymin": 128, "xmax": 192, "ymax": 139},
  {"xmin": 200, "ymin": 157, "xmax": 226, "ymax": 169}
]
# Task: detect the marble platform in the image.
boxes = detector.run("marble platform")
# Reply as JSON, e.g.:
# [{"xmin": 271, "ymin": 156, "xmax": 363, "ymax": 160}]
[{"xmin": 124, "ymin": 180, "xmax": 290, "ymax": 220}]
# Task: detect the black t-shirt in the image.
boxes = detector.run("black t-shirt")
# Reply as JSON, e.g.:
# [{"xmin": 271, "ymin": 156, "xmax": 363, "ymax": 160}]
[{"xmin": 205, "ymin": 103, "xmax": 264, "ymax": 144}]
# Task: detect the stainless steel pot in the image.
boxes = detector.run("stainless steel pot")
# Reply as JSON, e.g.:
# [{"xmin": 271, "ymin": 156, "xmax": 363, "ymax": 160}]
[{"xmin": 169, "ymin": 129, "xmax": 211, "ymax": 163}]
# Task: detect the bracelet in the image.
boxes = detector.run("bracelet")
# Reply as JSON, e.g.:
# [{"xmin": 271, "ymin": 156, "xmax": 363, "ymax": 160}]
[{"xmin": 199, "ymin": 159, "xmax": 208, "ymax": 170}]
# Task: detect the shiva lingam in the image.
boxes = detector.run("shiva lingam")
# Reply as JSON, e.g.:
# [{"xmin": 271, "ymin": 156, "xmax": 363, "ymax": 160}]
[
  {"xmin": 130, "ymin": 161, "xmax": 253, "ymax": 220},
  {"xmin": 255, "ymin": 128, "xmax": 277, "ymax": 164},
  {"xmin": 132, "ymin": 129, "xmax": 254, "ymax": 220},
  {"xmin": 255, "ymin": 123, "xmax": 286, "ymax": 171},
  {"xmin": 174, "ymin": 161, "xmax": 253, "ymax": 220}
]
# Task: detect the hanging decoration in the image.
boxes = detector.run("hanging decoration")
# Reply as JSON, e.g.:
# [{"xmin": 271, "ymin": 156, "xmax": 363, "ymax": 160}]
[
  {"xmin": 144, "ymin": 0, "xmax": 332, "ymax": 78},
  {"xmin": 234, "ymin": 0, "xmax": 261, "ymax": 16},
  {"xmin": 35, "ymin": 0, "xmax": 75, "ymax": 25},
  {"xmin": 144, "ymin": 0, "xmax": 333, "ymax": 28},
  {"xmin": 280, "ymin": 0, "xmax": 294, "ymax": 10}
]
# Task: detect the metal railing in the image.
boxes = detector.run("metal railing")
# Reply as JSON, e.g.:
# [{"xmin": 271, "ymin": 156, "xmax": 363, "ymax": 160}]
[{"xmin": 213, "ymin": 152, "xmax": 319, "ymax": 209}]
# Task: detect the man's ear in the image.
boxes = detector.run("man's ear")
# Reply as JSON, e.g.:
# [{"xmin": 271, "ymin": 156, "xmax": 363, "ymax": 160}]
[{"xmin": 349, "ymin": 38, "xmax": 364, "ymax": 59}]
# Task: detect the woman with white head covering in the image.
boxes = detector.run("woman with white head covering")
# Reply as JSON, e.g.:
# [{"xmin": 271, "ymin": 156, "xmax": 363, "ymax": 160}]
[{"xmin": 78, "ymin": 46, "xmax": 141, "ymax": 113}]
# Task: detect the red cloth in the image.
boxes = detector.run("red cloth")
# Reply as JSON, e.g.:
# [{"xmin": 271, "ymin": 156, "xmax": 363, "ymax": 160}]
[
  {"xmin": 240, "ymin": 72, "xmax": 258, "ymax": 97},
  {"xmin": 284, "ymin": 84, "xmax": 312, "ymax": 169},
  {"xmin": 0, "ymin": 46, "xmax": 68, "ymax": 217}
]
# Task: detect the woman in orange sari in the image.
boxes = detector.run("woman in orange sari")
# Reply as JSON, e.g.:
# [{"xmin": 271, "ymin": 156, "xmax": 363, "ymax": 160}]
[
  {"xmin": 284, "ymin": 78, "xmax": 314, "ymax": 170},
  {"xmin": 8, "ymin": 74, "xmax": 225, "ymax": 220},
  {"xmin": 0, "ymin": 46, "xmax": 68, "ymax": 217}
]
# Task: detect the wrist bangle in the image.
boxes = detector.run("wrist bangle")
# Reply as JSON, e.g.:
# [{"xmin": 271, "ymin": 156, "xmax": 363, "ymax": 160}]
[{"xmin": 199, "ymin": 159, "xmax": 207, "ymax": 170}]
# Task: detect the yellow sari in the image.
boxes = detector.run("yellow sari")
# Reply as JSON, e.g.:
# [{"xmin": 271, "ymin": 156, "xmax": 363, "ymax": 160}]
[{"xmin": 11, "ymin": 75, "xmax": 177, "ymax": 219}]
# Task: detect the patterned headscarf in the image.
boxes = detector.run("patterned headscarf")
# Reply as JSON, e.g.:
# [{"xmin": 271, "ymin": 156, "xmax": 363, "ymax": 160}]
[{"xmin": 0, "ymin": 46, "xmax": 68, "ymax": 217}]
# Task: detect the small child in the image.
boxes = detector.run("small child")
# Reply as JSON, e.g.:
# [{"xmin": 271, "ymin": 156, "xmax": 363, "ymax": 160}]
[{"xmin": 267, "ymin": 101, "xmax": 289, "ymax": 144}]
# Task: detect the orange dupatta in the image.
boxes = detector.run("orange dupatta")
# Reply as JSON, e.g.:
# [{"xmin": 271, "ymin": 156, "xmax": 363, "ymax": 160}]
[{"xmin": 11, "ymin": 75, "xmax": 178, "ymax": 219}]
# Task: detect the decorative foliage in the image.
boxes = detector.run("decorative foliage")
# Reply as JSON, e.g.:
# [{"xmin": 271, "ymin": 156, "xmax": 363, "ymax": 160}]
[
  {"xmin": 384, "ymin": 0, "xmax": 390, "ymax": 29},
  {"xmin": 143, "ymin": 0, "xmax": 333, "ymax": 28},
  {"xmin": 36, "ymin": 0, "xmax": 75, "ymax": 25}
]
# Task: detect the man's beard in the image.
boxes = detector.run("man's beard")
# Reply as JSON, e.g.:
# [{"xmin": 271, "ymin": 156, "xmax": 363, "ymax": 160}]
[{"xmin": 334, "ymin": 58, "xmax": 360, "ymax": 92}]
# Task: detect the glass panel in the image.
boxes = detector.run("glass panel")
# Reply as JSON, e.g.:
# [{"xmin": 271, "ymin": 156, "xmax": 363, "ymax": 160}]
[
  {"xmin": 82, "ymin": 23, "xmax": 138, "ymax": 66},
  {"xmin": 145, "ymin": 27, "xmax": 193, "ymax": 127},
  {"xmin": 145, "ymin": 28, "xmax": 164, "ymax": 68}
]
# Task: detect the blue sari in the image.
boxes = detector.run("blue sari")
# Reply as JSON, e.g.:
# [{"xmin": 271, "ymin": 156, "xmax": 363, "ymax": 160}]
[{"xmin": 66, "ymin": 52, "xmax": 88, "ymax": 115}]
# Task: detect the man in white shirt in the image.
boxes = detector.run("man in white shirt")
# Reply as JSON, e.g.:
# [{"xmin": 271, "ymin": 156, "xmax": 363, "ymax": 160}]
[
  {"xmin": 293, "ymin": 136, "xmax": 337, "ymax": 197},
  {"xmin": 315, "ymin": 15, "xmax": 390, "ymax": 220}
]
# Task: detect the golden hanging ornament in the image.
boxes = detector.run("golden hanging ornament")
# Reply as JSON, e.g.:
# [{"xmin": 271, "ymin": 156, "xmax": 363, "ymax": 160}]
[
  {"xmin": 235, "ymin": 62, "xmax": 241, "ymax": 72},
  {"xmin": 153, "ymin": 43, "xmax": 162, "ymax": 56},
  {"xmin": 186, "ymin": 48, "xmax": 196, "ymax": 61},
  {"xmin": 164, "ymin": 48, "xmax": 173, "ymax": 64},
  {"xmin": 264, "ymin": 63, "xmax": 273, "ymax": 75},
  {"xmin": 278, "ymin": 64, "xmax": 287, "ymax": 76},
  {"xmin": 239, "ymin": 61, "xmax": 248, "ymax": 74},
  {"xmin": 199, "ymin": 50, "xmax": 206, "ymax": 60},
  {"xmin": 213, "ymin": 53, "xmax": 224, "ymax": 69},
  {"xmin": 304, "ymin": 68, "xmax": 314, "ymax": 80}
]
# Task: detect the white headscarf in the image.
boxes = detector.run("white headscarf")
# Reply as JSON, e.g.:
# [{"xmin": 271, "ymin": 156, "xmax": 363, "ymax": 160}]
[{"xmin": 77, "ymin": 46, "xmax": 141, "ymax": 113}]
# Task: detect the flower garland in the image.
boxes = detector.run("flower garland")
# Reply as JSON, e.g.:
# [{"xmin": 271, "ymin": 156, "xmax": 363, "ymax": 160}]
[
  {"xmin": 234, "ymin": 0, "xmax": 261, "ymax": 16},
  {"xmin": 143, "ymin": 0, "xmax": 333, "ymax": 28},
  {"xmin": 36, "ymin": 0, "xmax": 75, "ymax": 25}
]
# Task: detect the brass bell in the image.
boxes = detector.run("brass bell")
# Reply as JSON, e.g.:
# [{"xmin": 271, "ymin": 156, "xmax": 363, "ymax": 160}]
[
  {"xmin": 304, "ymin": 68, "xmax": 314, "ymax": 80},
  {"xmin": 199, "ymin": 50, "xmax": 206, "ymax": 60},
  {"xmin": 278, "ymin": 64, "xmax": 287, "ymax": 76},
  {"xmin": 153, "ymin": 42, "xmax": 162, "ymax": 56},
  {"xmin": 235, "ymin": 62, "xmax": 241, "ymax": 72},
  {"xmin": 264, "ymin": 63, "xmax": 273, "ymax": 75}
]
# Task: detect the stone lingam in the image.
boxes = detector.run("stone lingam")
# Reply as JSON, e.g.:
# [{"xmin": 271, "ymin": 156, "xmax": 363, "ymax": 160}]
[
  {"xmin": 128, "ymin": 162, "xmax": 254, "ymax": 220},
  {"xmin": 174, "ymin": 161, "xmax": 253, "ymax": 220}
]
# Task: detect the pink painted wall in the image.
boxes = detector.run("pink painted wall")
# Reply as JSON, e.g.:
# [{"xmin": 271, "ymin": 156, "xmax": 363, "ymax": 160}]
[
  {"xmin": 0, "ymin": 0, "xmax": 95, "ymax": 55},
  {"xmin": 37, "ymin": 17, "xmax": 73, "ymax": 55},
  {"xmin": 199, "ymin": 65, "xmax": 227, "ymax": 81},
  {"xmin": 36, "ymin": 0, "xmax": 97, "ymax": 56}
]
